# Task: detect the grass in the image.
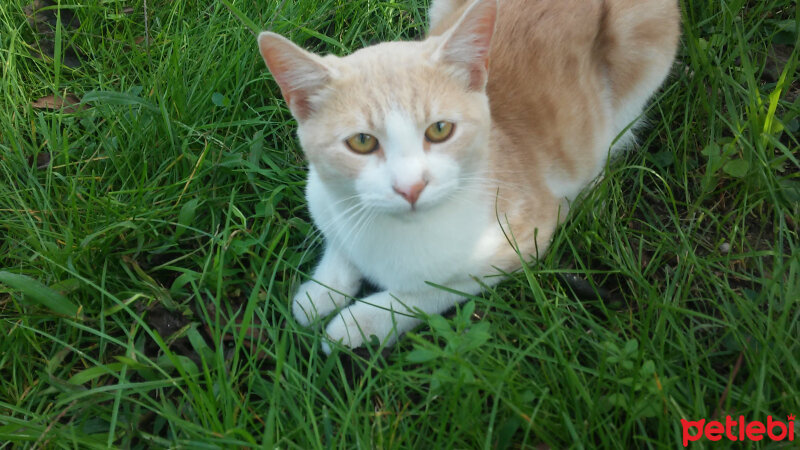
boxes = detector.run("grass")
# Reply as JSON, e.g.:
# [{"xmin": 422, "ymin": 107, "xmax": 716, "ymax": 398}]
[{"xmin": 0, "ymin": 0, "xmax": 798, "ymax": 448}]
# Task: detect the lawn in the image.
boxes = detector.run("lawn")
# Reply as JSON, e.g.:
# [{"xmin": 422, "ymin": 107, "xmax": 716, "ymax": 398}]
[{"xmin": 0, "ymin": 0, "xmax": 798, "ymax": 448}]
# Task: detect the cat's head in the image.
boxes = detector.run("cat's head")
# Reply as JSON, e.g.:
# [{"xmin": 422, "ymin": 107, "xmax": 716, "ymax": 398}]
[{"xmin": 258, "ymin": 0, "xmax": 496, "ymax": 215}]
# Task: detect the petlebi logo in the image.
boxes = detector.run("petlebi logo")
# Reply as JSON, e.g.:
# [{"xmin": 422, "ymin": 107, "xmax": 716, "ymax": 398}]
[{"xmin": 681, "ymin": 414, "xmax": 796, "ymax": 446}]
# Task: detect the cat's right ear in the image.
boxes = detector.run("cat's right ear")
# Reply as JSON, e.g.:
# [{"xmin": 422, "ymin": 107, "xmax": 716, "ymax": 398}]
[
  {"xmin": 258, "ymin": 32, "xmax": 331, "ymax": 121},
  {"xmin": 434, "ymin": 0, "xmax": 497, "ymax": 91}
]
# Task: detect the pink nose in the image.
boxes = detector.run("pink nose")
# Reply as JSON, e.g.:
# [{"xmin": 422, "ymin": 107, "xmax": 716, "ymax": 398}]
[{"xmin": 393, "ymin": 180, "xmax": 427, "ymax": 206}]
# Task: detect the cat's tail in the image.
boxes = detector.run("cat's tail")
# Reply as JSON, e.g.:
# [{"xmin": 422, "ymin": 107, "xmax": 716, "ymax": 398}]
[{"xmin": 595, "ymin": 0, "xmax": 681, "ymax": 111}]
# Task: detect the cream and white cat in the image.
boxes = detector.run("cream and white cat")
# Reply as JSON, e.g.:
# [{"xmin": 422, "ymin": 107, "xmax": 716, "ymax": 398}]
[{"xmin": 257, "ymin": 0, "xmax": 680, "ymax": 353}]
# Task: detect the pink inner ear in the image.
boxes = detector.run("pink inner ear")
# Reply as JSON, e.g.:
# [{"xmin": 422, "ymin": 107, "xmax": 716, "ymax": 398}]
[
  {"xmin": 469, "ymin": 66, "xmax": 486, "ymax": 91},
  {"xmin": 262, "ymin": 49, "xmax": 296, "ymax": 104},
  {"xmin": 260, "ymin": 44, "xmax": 307, "ymax": 119},
  {"xmin": 265, "ymin": 57, "xmax": 307, "ymax": 118},
  {"xmin": 440, "ymin": 0, "xmax": 497, "ymax": 90},
  {"xmin": 258, "ymin": 32, "xmax": 329, "ymax": 121}
]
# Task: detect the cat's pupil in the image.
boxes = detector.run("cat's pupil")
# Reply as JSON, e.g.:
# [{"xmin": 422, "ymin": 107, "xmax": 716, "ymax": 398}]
[{"xmin": 359, "ymin": 134, "xmax": 368, "ymax": 143}]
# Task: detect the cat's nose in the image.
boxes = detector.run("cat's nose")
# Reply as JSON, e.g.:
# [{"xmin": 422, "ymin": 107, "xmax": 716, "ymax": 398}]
[{"xmin": 393, "ymin": 180, "xmax": 427, "ymax": 206}]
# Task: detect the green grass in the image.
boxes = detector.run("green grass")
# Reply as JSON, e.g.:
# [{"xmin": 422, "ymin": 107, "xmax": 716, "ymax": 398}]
[{"xmin": 0, "ymin": 0, "xmax": 798, "ymax": 448}]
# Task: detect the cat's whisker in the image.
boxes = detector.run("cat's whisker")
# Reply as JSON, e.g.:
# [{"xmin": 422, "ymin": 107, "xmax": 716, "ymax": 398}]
[
  {"xmin": 338, "ymin": 204, "xmax": 377, "ymax": 248},
  {"xmin": 327, "ymin": 193, "xmax": 364, "ymax": 210},
  {"xmin": 315, "ymin": 197, "xmax": 371, "ymax": 245},
  {"xmin": 449, "ymin": 184, "xmax": 514, "ymax": 204},
  {"xmin": 457, "ymin": 176, "xmax": 527, "ymax": 192},
  {"xmin": 294, "ymin": 230, "xmax": 326, "ymax": 270},
  {"xmin": 293, "ymin": 195, "xmax": 368, "ymax": 270},
  {"xmin": 313, "ymin": 196, "xmax": 367, "ymax": 232}
]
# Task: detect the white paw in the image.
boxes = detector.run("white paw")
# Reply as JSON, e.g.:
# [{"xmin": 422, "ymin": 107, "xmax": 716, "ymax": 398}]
[
  {"xmin": 321, "ymin": 293, "xmax": 419, "ymax": 354},
  {"xmin": 292, "ymin": 280, "xmax": 351, "ymax": 326}
]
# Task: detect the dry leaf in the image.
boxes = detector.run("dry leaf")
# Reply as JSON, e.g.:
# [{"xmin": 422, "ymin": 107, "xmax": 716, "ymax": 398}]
[
  {"xmin": 31, "ymin": 93, "xmax": 83, "ymax": 113},
  {"xmin": 28, "ymin": 39, "xmax": 83, "ymax": 69},
  {"xmin": 204, "ymin": 300, "xmax": 272, "ymax": 361},
  {"xmin": 764, "ymin": 44, "xmax": 799, "ymax": 103},
  {"xmin": 27, "ymin": 152, "xmax": 52, "ymax": 169},
  {"xmin": 24, "ymin": 0, "xmax": 81, "ymax": 35},
  {"xmin": 764, "ymin": 44, "xmax": 794, "ymax": 83},
  {"xmin": 24, "ymin": 0, "xmax": 83, "ymax": 68}
]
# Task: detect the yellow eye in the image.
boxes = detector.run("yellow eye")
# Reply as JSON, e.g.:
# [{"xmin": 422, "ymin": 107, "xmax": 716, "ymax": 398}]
[
  {"xmin": 345, "ymin": 133, "xmax": 379, "ymax": 154},
  {"xmin": 424, "ymin": 121, "xmax": 455, "ymax": 143}
]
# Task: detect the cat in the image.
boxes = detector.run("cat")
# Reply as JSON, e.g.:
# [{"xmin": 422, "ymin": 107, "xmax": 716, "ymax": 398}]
[{"xmin": 257, "ymin": 0, "xmax": 680, "ymax": 353}]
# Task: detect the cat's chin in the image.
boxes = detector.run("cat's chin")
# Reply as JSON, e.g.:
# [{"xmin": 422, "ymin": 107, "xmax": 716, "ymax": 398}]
[
  {"xmin": 379, "ymin": 196, "xmax": 447, "ymax": 219},
  {"xmin": 389, "ymin": 204, "xmax": 429, "ymax": 218},
  {"xmin": 367, "ymin": 203, "xmax": 425, "ymax": 219}
]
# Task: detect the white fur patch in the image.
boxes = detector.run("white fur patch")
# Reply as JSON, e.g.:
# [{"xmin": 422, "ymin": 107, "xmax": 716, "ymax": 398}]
[
  {"xmin": 292, "ymin": 241, "xmax": 362, "ymax": 325},
  {"xmin": 384, "ymin": 110, "xmax": 427, "ymax": 192}
]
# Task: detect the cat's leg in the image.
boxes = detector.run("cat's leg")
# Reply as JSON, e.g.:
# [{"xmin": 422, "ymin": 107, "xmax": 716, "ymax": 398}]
[
  {"xmin": 293, "ymin": 245, "xmax": 362, "ymax": 326},
  {"xmin": 321, "ymin": 280, "xmax": 479, "ymax": 354}
]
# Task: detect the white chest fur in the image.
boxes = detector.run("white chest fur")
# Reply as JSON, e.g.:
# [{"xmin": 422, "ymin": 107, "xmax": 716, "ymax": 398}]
[{"xmin": 306, "ymin": 169, "xmax": 502, "ymax": 293}]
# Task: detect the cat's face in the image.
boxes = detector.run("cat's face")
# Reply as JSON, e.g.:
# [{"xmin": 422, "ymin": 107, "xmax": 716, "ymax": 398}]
[
  {"xmin": 297, "ymin": 41, "xmax": 491, "ymax": 214},
  {"xmin": 258, "ymin": 1, "xmax": 496, "ymax": 215}
]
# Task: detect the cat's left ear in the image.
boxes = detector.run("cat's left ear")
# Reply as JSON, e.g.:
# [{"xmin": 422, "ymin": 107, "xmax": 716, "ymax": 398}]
[
  {"xmin": 434, "ymin": 0, "xmax": 497, "ymax": 91},
  {"xmin": 258, "ymin": 32, "xmax": 331, "ymax": 121}
]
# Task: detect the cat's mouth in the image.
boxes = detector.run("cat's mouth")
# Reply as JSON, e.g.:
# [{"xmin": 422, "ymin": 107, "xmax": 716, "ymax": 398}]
[
  {"xmin": 390, "ymin": 206, "xmax": 423, "ymax": 220},
  {"xmin": 358, "ymin": 181, "xmax": 455, "ymax": 217},
  {"xmin": 401, "ymin": 203, "xmax": 422, "ymax": 215},
  {"xmin": 387, "ymin": 193, "xmax": 442, "ymax": 218},
  {"xmin": 364, "ymin": 197, "xmax": 431, "ymax": 218}
]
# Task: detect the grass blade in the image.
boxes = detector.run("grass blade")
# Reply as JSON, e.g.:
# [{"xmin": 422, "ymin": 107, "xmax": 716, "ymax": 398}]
[{"xmin": 0, "ymin": 271, "xmax": 81, "ymax": 317}]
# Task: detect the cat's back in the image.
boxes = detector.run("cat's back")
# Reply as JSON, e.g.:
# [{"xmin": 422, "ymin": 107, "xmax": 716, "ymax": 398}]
[
  {"xmin": 432, "ymin": 0, "xmax": 609, "ymax": 125},
  {"xmin": 485, "ymin": 0, "xmax": 610, "ymax": 169},
  {"xmin": 488, "ymin": 0, "xmax": 678, "ymax": 155},
  {"xmin": 432, "ymin": 0, "xmax": 679, "ymax": 197},
  {"xmin": 428, "ymin": 0, "xmax": 679, "ymax": 264},
  {"xmin": 433, "ymin": 0, "xmax": 680, "ymax": 122}
]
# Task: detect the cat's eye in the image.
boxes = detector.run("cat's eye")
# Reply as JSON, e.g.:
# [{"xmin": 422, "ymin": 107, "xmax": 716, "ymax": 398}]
[
  {"xmin": 345, "ymin": 133, "xmax": 379, "ymax": 154},
  {"xmin": 424, "ymin": 121, "xmax": 455, "ymax": 143}
]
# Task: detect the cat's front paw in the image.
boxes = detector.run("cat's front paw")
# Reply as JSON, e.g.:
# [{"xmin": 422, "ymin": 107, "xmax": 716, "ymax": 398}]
[
  {"xmin": 292, "ymin": 281, "xmax": 351, "ymax": 326},
  {"xmin": 321, "ymin": 292, "xmax": 420, "ymax": 354}
]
